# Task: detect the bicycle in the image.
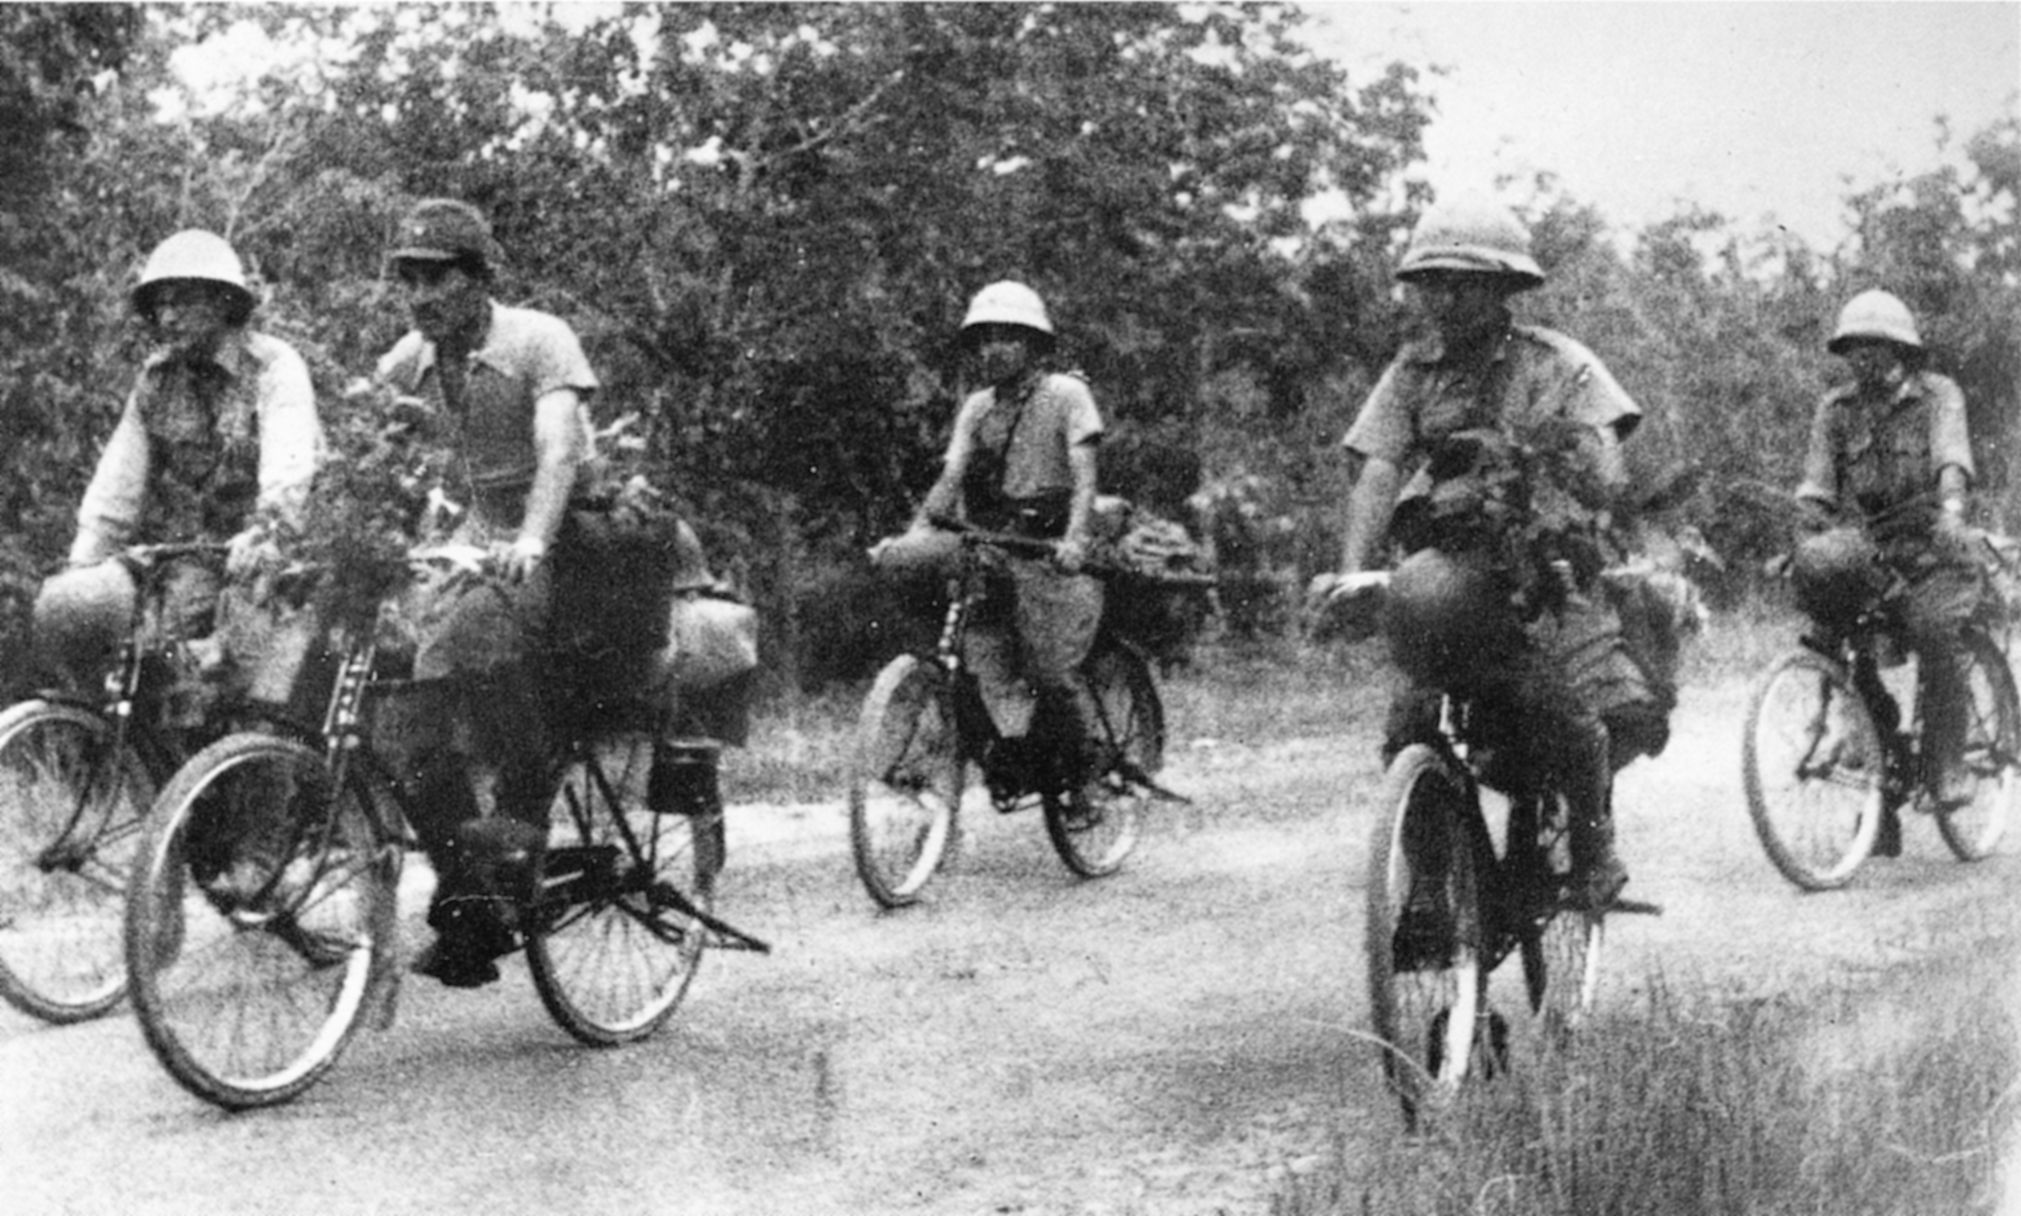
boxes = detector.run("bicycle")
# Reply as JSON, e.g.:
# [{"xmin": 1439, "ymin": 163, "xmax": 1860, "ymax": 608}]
[
  {"xmin": 0, "ymin": 543, "xmax": 232, "ymax": 1024},
  {"xmin": 848, "ymin": 527, "xmax": 1193, "ymax": 908},
  {"xmin": 1350, "ymin": 572, "xmax": 1661, "ymax": 1131},
  {"xmin": 1742, "ymin": 533, "xmax": 2020, "ymax": 890},
  {"xmin": 121, "ymin": 546, "xmax": 770, "ymax": 1109}
]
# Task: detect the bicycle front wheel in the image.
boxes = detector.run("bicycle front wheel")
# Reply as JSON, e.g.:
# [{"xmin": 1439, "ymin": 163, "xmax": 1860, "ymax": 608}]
[
  {"xmin": 1743, "ymin": 649, "xmax": 1885, "ymax": 890},
  {"xmin": 527, "ymin": 734, "xmax": 709, "ymax": 1046},
  {"xmin": 0, "ymin": 700, "xmax": 154, "ymax": 1024},
  {"xmin": 1514, "ymin": 790, "xmax": 1603, "ymax": 1035},
  {"xmin": 1366, "ymin": 743, "xmax": 1484, "ymax": 1130},
  {"xmin": 1044, "ymin": 645, "xmax": 1159, "ymax": 879},
  {"xmin": 848, "ymin": 655, "xmax": 964, "ymax": 908},
  {"xmin": 125, "ymin": 734, "xmax": 397, "ymax": 1109},
  {"xmin": 1935, "ymin": 630, "xmax": 2019, "ymax": 861}
]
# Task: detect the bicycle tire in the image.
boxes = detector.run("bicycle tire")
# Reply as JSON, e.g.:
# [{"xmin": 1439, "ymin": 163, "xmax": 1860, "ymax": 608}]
[
  {"xmin": 0, "ymin": 699, "xmax": 155, "ymax": 1024},
  {"xmin": 526, "ymin": 733, "xmax": 709, "ymax": 1046},
  {"xmin": 1043, "ymin": 645, "xmax": 1158, "ymax": 879},
  {"xmin": 1934, "ymin": 629, "xmax": 2019, "ymax": 861},
  {"xmin": 1514, "ymin": 788, "xmax": 1604, "ymax": 1036},
  {"xmin": 125, "ymin": 733, "xmax": 397, "ymax": 1109},
  {"xmin": 1366, "ymin": 743, "xmax": 1484, "ymax": 1130},
  {"xmin": 1743, "ymin": 648, "xmax": 1885, "ymax": 890},
  {"xmin": 848, "ymin": 655, "xmax": 964, "ymax": 908}
]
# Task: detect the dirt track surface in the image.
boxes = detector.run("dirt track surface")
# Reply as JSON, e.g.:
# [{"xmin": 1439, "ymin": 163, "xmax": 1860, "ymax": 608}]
[{"xmin": 4, "ymin": 671, "xmax": 2018, "ymax": 1215}]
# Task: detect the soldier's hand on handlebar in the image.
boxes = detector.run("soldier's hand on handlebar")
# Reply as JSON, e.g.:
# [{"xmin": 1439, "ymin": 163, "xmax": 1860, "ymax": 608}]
[
  {"xmin": 1934, "ymin": 501, "xmax": 1977, "ymax": 558},
  {"xmin": 225, "ymin": 525, "xmax": 283, "ymax": 580},
  {"xmin": 498, "ymin": 536, "xmax": 548, "ymax": 584},
  {"xmin": 1305, "ymin": 569, "xmax": 1390, "ymax": 642},
  {"xmin": 1054, "ymin": 533, "xmax": 1090, "ymax": 574}
]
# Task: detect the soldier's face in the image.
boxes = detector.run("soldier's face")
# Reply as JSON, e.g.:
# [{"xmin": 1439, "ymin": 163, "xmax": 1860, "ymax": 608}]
[
  {"xmin": 970, "ymin": 324, "xmax": 1037, "ymax": 385},
  {"xmin": 1405, "ymin": 273, "xmax": 1511, "ymax": 342},
  {"xmin": 149, "ymin": 282, "xmax": 236, "ymax": 361},
  {"xmin": 397, "ymin": 258, "xmax": 487, "ymax": 344},
  {"xmin": 1840, "ymin": 340, "xmax": 1906, "ymax": 392}
]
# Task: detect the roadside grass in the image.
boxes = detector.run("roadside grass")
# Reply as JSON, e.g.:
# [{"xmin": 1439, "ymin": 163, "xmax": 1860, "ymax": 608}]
[
  {"xmin": 727, "ymin": 632, "xmax": 1393, "ymax": 806},
  {"xmin": 1279, "ymin": 938, "xmax": 2018, "ymax": 1216},
  {"xmin": 1681, "ymin": 595, "xmax": 1803, "ymax": 688}
]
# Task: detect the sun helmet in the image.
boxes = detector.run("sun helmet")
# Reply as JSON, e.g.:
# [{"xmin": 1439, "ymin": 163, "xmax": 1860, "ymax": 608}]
[
  {"xmin": 1394, "ymin": 197, "xmax": 1544, "ymax": 290},
  {"xmin": 1827, "ymin": 289, "xmax": 1922, "ymax": 355},
  {"xmin": 1382, "ymin": 547, "xmax": 1516, "ymax": 686},
  {"xmin": 131, "ymin": 229, "xmax": 255, "ymax": 325},
  {"xmin": 1788, "ymin": 526, "xmax": 1884, "ymax": 632},
  {"xmin": 960, "ymin": 280, "xmax": 1055, "ymax": 348}
]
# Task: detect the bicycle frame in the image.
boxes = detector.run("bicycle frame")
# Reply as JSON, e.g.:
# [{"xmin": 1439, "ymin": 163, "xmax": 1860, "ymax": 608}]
[
  {"xmin": 1417, "ymin": 694, "xmax": 1575, "ymax": 969},
  {"xmin": 929, "ymin": 531, "xmax": 1153, "ymax": 812}
]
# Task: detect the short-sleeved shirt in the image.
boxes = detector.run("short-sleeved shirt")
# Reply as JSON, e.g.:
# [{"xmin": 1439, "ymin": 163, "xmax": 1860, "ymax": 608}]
[
  {"xmin": 944, "ymin": 371, "xmax": 1104, "ymax": 507},
  {"xmin": 72, "ymin": 329, "xmax": 322, "ymax": 565},
  {"xmin": 1795, "ymin": 369, "xmax": 1972, "ymax": 526},
  {"xmin": 376, "ymin": 300, "xmax": 599, "ymax": 529},
  {"xmin": 1343, "ymin": 322, "xmax": 1640, "ymax": 508}
]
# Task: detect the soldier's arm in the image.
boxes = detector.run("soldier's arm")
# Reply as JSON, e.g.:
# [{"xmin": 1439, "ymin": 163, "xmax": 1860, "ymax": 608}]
[
  {"xmin": 1340, "ymin": 455, "xmax": 1403, "ymax": 574},
  {"xmin": 72, "ymin": 396, "xmax": 150, "ymax": 566},
  {"xmin": 513, "ymin": 387, "xmax": 586, "ymax": 577}
]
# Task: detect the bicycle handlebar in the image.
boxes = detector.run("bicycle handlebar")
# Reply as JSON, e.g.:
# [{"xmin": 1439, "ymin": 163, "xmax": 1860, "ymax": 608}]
[
  {"xmin": 119, "ymin": 541, "xmax": 230, "ymax": 565},
  {"xmin": 929, "ymin": 519, "xmax": 1216, "ymax": 586}
]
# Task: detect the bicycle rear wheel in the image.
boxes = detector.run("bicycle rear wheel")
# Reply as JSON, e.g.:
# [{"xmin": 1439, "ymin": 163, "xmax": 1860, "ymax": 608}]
[
  {"xmin": 126, "ymin": 733, "xmax": 397, "ymax": 1109},
  {"xmin": 1366, "ymin": 743, "xmax": 1484, "ymax": 1130},
  {"xmin": 1044, "ymin": 645, "xmax": 1159, "ymax": 878},
  {"xmin": 1514, "ymin": 790, "xmax": 1603, "ymax": 1035},
  {"xmin": 0, "ymin": 700, "xmax": 154, "ymax": 1024},
  {"xmin": 1935, "ymin": 630, "xmax": 2019, "ymax": 861},
  {"xmin": 848, "ymin": 655, "xmax": 964, "ymax": 907},
  {"xmin": 1743, "ymin": 649, "xmax": 1885, "ymax": 890},
  {"xmin": 526, "ymin": 734, "xmax": 709, "ymax": 1046}
]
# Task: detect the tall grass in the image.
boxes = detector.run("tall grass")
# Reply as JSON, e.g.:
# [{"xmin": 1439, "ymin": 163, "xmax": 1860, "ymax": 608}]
[{"xmin": 1280, "ymin": 955, "xmax": 2017, "ymax": 1215}]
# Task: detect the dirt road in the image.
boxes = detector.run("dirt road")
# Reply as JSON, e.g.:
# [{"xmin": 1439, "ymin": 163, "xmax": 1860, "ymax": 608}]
[{"xmin": 3, "ymin": 674, "xmax": 2016, "ymax": 1215}]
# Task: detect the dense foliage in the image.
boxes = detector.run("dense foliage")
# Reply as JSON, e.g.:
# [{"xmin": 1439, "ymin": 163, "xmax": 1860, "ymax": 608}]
[{"xmin": 0, "ymin": 3, "xmax": 2015, "ymax": 681}]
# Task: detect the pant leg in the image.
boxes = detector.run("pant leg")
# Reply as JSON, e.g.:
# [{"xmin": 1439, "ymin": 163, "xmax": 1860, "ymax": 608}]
[
  {"xmin": 1498, "ymin": 643, "xmax": 1616, "ymax": 876},
  {"xmin": 1897, "ymin": 553, "xmax": 1984, "ymax": 791},
  {"xmin": 1010, "ymin": 559, "xmax": 1105, "ymax": 777},
  {"xmin": 408, "ymin": 562, "xmax": 555, "ymax": 941}
]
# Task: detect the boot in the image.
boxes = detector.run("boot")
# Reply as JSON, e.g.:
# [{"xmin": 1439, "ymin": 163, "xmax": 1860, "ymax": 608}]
[
  {"xmin": 1562, "ymin": 725, "xmax": 1627, "ymax": 910},
  {"xmin": 412, "ymin": 818, "xmax": 543, "ymax": 989}
]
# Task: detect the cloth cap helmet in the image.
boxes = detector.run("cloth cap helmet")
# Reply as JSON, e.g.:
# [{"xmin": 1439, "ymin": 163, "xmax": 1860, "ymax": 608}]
[
  {"xmin": 1395, "ymin": 198, "xmax": 1545, "ymax": 290},
  {"xmin": 1382, "ymin": 548, "xmax": 1517, "ymax": 687},
  {"xmin": 132, "ymin": 229, "xmax": 255, "ymax": 325},
  {"xmin": 960, "ymin": 280, "xmax": 1055, "ymax": 348},
  {"xmin": 390, "ymin": 198, "xmax": 496, "ymax": 277},
  {"xmin": 1789, "ymin": 526, "xmax": 1884, "ymax": 631},
  {"xmin": 1827, "ymin": 289, "xmax": 1922, "ymax": 355}
]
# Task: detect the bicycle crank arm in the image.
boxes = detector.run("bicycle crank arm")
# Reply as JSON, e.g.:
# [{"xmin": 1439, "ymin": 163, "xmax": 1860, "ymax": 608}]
[
  {"xmin": 646, "ymin": 881, "xmax": 774, "ymax": 954},
  {"xmin": 1112, "ymin": 759, "xmax": 1191, "ymax": 805}
]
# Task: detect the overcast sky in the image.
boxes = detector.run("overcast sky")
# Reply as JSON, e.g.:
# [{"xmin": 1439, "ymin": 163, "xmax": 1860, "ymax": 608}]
[{"xmin": 1305, "ymin": 1, "xmax": 2021, "ymax": 248}]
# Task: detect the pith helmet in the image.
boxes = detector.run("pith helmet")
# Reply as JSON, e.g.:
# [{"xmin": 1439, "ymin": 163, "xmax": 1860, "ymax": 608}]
[
  {"xmin": 1395, "ymin": 198, "xmax": 1545, "ymax": 289},
  {"xmin": 1828, "ymin": 289, "xmax": 1923, "ymax": 354},
  {"xmin": 1382, "ymin": 548, "xmax": 1516, "ymax": 686},
  {"xmin": 960, "ymin": 281, "xmax": 1055, "ymax": 347},
  {"xmin": 132, "ymin": 230, "xmax": 255, "ymax": 324}
]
